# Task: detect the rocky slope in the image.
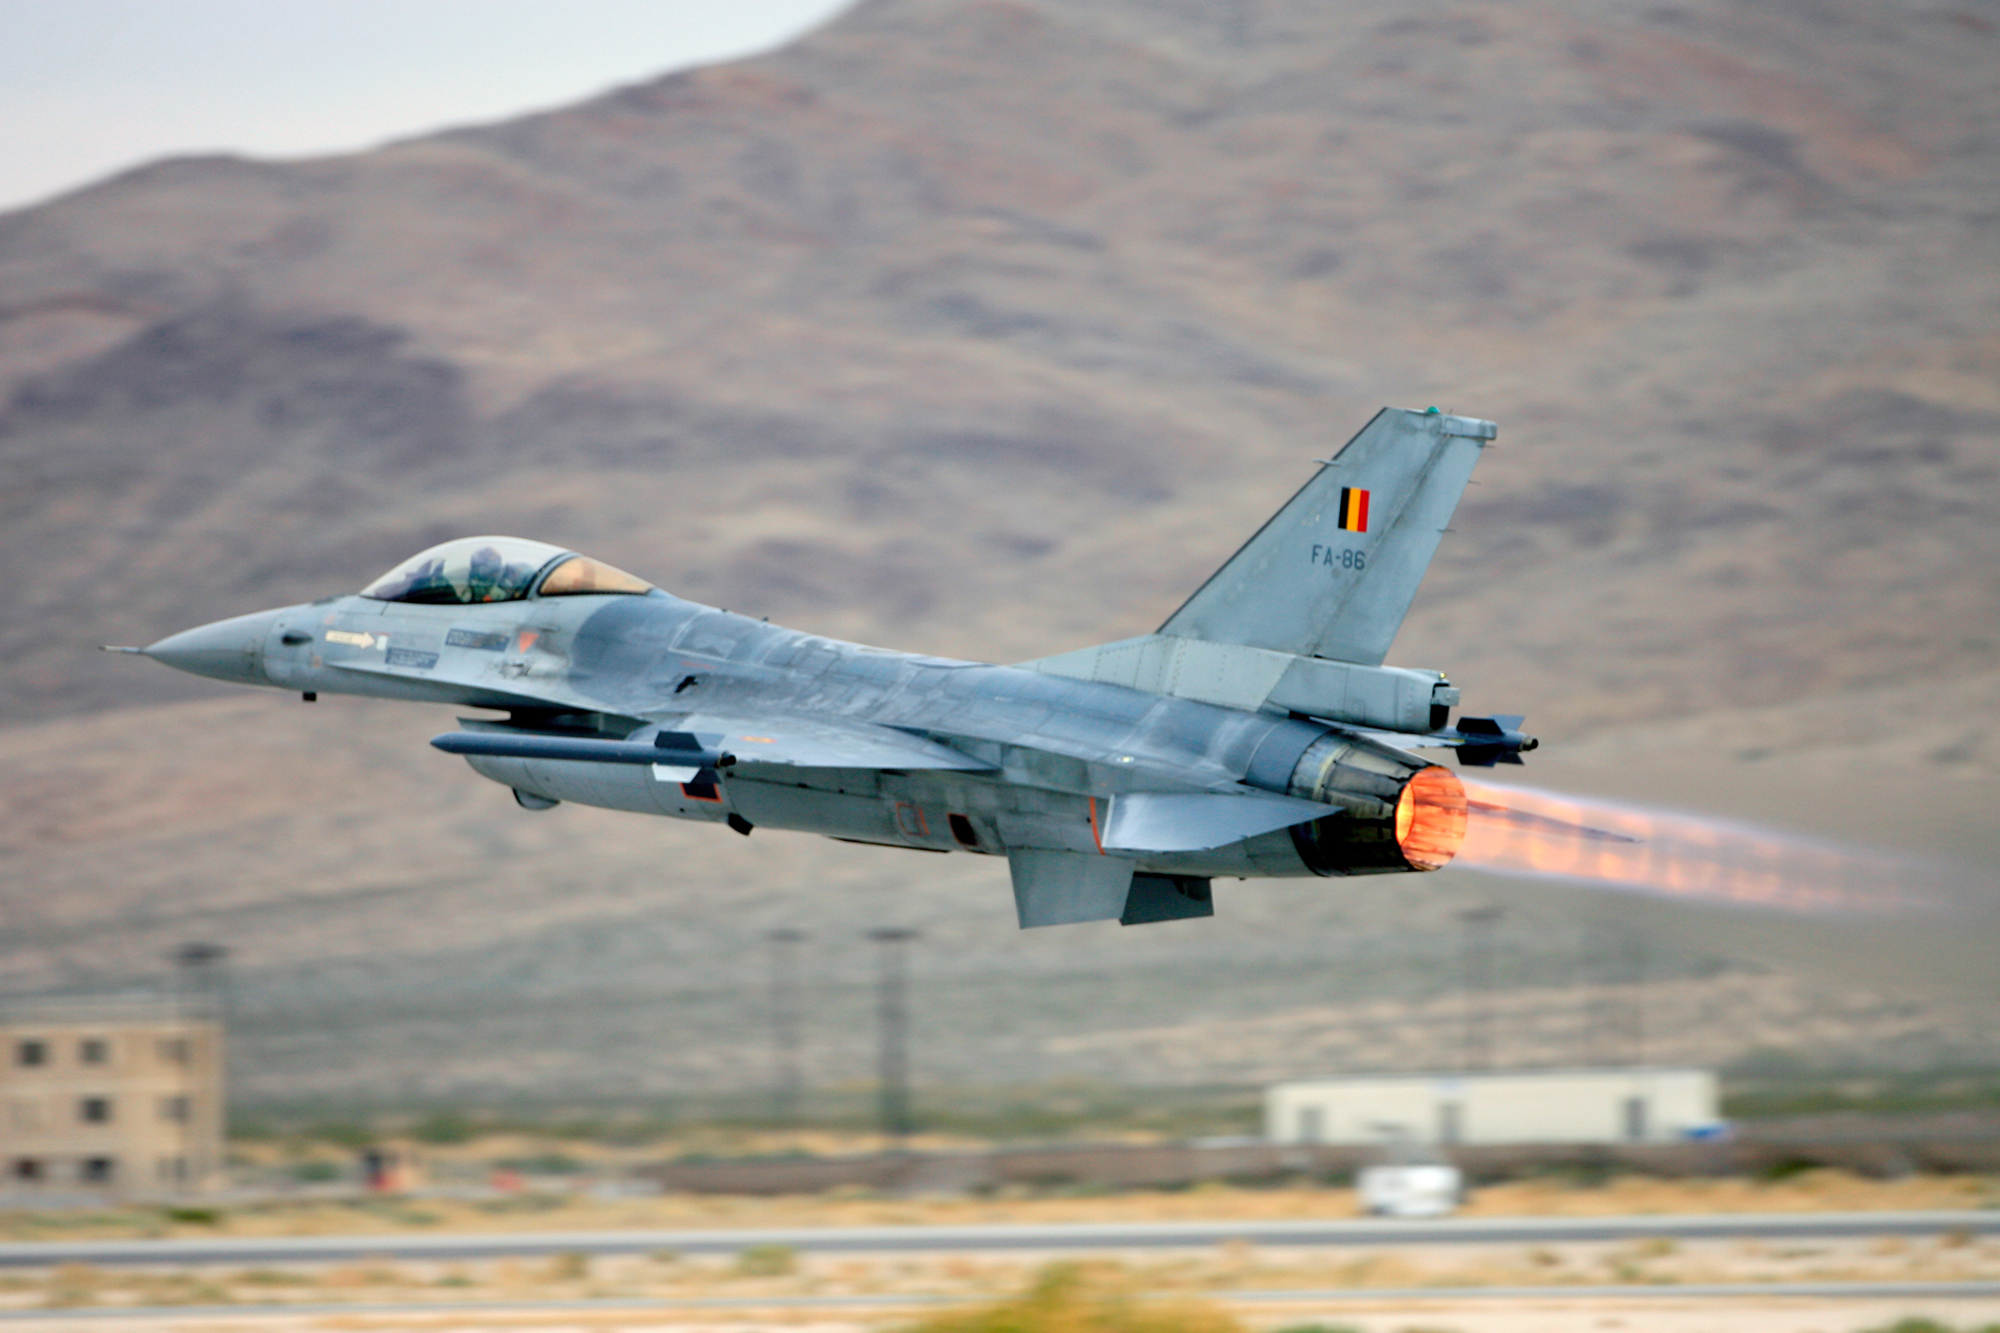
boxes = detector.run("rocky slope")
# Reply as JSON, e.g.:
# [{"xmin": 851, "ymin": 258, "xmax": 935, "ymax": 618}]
[{"xmin": 2, "ymin": 0, "xmax": 1995, "ymax": 1102}]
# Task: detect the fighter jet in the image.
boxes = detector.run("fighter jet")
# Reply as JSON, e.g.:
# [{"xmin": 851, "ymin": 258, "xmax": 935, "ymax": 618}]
[{"xmin": 125, "ymin": 407, "xmax": 1533, "ymax": 928}]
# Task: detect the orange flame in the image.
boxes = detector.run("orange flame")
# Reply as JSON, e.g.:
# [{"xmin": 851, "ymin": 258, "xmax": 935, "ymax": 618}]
[
  {"xmin": 1397, "ymin": 765, "xmax": 1469, "ymax": 871},
  {"xmin": 1456, "ymin": 779, "xmax": 1921, "ymax": 915}
]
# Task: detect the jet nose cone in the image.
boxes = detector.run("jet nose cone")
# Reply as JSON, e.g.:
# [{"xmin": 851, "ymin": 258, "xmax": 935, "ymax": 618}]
[{"xmin": 144, "ymin": 608, "xmax": 283, "ymax": 687}]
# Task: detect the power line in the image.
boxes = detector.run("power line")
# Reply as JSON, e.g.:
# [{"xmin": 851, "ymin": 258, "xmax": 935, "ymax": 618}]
[
  {"xmin": 765, "ymin": 928, "xmax": 807, "ymax": 1124},
  {"xmin": 1459, "ymin": 905, "xmax": 1502, "ymax": 1073},
  {"xmin": 866, "ymin": 928, "xmax": 918, "ymax": 1147}
]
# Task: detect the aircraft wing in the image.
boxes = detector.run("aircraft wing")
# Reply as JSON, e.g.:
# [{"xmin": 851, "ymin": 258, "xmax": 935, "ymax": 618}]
[{"xmin": 680, "ymin": 713, "xmax": 996, "ymax": 773}]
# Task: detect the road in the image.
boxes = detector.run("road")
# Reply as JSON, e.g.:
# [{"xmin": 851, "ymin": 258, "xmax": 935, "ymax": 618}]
[{"xmin": 1, "ymin": 1209, "xmax": 1994, "ymax": 1268}]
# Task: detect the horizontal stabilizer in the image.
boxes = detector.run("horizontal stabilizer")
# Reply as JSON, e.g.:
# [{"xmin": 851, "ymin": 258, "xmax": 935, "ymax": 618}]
[
  {"xmin": 1009, "ymin": 848, "xmax": 1138, "ymax": 928},
  {"xmin": 1100, "ymin": 790, "xmax": 1331, "ymax": 853}
]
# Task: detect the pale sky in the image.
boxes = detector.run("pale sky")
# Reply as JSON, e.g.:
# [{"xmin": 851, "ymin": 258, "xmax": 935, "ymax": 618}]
[{"xmin": 0, "ymin": 0, "xmax": 855, "ymax": 213}]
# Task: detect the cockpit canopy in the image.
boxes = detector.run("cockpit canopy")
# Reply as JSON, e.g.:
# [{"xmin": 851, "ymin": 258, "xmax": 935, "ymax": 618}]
[{"xmin": 361, "ymin": 537, "xmax": 654, "ymax": 605}]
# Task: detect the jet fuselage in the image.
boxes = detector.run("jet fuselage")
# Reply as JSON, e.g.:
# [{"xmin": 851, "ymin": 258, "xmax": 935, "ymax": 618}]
[
  {"xmin": 134, "ymin": 407, "xmax": 1524, "ymax": 928},
  {"xmin": 149, "ymin": 585, "xmax": 1442, "ymax": 885}
]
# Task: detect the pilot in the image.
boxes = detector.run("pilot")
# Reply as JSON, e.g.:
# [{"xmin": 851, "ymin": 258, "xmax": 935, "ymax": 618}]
[
  {"xmin": 465, "ymin": 544, "xmax": 543, "ymax": 603},
  {"xmin": 466, "ymin": 546, "xmax": 514, "ymax": 603},
  {"xmin": 391, "ymin": 557, "xmax": 454, "ymax": 603}
]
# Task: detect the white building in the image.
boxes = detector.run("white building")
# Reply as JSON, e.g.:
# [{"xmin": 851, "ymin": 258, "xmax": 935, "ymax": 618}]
[
  {"xmin": 0, "ymin": 996, "xmax": 224, "ymax": 1196},
  {"xmin": 1266, "ymin": 1068, "xmax": 1719, "ymax": 1147}
]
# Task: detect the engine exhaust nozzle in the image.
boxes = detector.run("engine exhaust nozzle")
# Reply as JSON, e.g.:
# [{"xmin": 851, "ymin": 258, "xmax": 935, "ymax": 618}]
[{"xmin": 1395, "ymin": 764, "xmax": 1469, "ymax": 870}]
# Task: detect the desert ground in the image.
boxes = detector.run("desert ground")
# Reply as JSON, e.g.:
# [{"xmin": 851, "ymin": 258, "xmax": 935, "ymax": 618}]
[{"xmin": 0, "ymin": 1175, "xmax": 1997, "ymax": 1330}]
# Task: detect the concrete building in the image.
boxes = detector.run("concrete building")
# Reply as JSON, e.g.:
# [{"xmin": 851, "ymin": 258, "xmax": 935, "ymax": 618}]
[
  {"xmin": 0, "ymin": 996, "xmax": 224, "ymax": 1196},
  {"xmin": 1267, "ymin": 1068, "xmax": 1719, "ymax": 1147}
]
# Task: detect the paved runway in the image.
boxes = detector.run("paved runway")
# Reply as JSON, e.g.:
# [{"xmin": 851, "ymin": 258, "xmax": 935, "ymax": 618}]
[{"xmin": 1, "ymin": 1209, "xmax": 1993, "ymax": 1268}]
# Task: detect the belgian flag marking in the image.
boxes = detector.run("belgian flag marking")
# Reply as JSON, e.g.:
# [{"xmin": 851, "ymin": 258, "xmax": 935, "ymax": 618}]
[{"xmin": 1337, "ymin": 486, "xmax": 1371, "ymax": 533}]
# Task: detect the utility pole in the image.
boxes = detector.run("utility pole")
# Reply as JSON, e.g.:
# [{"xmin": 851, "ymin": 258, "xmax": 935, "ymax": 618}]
[
  {"xmin": 1582, "ymin": 922, "xmax": 1646, "ymax": 1068},
  {"xmin": 1626, "ymin": 930, "xmax": 1647, "ymax": 1068},
  {"xmin": 866, "ymin": 928, "xmax": 919, "ymax": 1148},
  {"xmin": 171, "ymin": 942, "xmax": 229, "ymax": 1193},
  {"xmin": 1578, "ymin": 918, "xmax": 1599, "ymax": 1067},
  {"xmin": 765, "ymin": 928, "xmax": 807, "ymax": 1125},
  {"xmin": 173, "ymin": 941, "xmax": 229, "ymax": 1019},
  {"xmin": 1458, "ymin": 906, "xmax": 1502, "ymax": 1073}
]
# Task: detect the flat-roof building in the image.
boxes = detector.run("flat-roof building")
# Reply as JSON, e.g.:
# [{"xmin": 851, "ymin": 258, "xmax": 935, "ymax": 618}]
[
  {"xmin": 0, "ymin": 996, "xmax": 223, "ymax": 1197},
  {"xmin": 1267, "ymin": 1068, "xmax": 1719, "ymax": 1147}
]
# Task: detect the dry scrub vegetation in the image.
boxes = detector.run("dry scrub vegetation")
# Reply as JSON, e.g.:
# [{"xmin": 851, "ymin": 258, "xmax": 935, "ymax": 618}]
[{"xmin": 903, "ymin": 1263, "xmax": 1241, "ymax": 1333}]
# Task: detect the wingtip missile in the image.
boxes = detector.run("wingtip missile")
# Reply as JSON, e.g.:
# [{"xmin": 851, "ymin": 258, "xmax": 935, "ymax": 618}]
[{"xmin": 1452, "ymin": 715, "xmax": 1538, "ymax": 767}]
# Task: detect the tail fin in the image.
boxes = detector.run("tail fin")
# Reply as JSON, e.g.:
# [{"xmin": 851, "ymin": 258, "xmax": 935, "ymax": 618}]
[{"xmin": 1159, "ymin": 407, "xmax": 1494, "ymax": 666}]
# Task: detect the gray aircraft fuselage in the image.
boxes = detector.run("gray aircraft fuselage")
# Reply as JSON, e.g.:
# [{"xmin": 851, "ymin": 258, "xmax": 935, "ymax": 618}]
[{"xmin": 132, "ymin": 408, "xmax": 1530, "ymax": 928}]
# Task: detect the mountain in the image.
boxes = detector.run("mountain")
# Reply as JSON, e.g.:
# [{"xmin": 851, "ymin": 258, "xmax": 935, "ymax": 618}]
[{"xmin": 2, "ymin": 0, "xmax": 1996, "ymax": 1104}]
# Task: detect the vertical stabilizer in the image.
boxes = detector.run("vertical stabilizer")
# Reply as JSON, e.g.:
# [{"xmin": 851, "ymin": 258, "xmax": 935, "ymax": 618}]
[{"xmin": 1158, "ymin": 408, "xmax": 1493, "ymax": 666}]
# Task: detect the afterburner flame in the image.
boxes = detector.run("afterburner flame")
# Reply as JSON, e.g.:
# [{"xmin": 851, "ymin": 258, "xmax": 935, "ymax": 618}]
[
  {"xmin": 1396, "ymin": 765, "xmax": 1469, "ymax": 870},
  {"xmin": 1456, "ymin": 779, "xmax": 1922, "ymax": 915}
]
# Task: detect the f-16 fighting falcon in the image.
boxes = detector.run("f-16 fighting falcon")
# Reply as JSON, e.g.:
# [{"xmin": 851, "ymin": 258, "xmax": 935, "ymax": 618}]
[{"xmin": 124, "ymin": 407, "xmax": 1535, "ymax": 929}]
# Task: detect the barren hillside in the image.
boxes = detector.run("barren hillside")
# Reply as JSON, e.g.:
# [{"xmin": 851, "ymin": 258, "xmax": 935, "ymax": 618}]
[{"xmin": 2, "ymin": 0, "xmax": 1995, "ymax": 1102}]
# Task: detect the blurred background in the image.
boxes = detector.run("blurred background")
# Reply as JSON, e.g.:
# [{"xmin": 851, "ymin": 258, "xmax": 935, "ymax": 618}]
[{"xmin": 1, "ymin": 0, "xmax": 1996, "ymax": 1167}]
